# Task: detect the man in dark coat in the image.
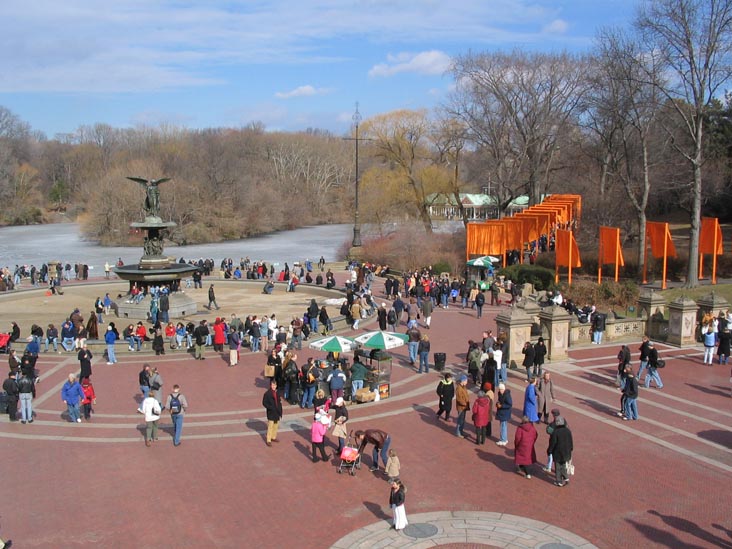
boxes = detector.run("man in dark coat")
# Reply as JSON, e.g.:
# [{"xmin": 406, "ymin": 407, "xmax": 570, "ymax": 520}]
[
  {"xmin": 262, "ymin": 379, "xmax": 283, "ymax": 447},
  {"xmin": 3, "ymin": 372, "xmax": 19, "ymax": 421},
  {"xmin": 547, "ymin": 416, "xmax": 573, "ymax": 487},
  {"xmin": 193, "ymin": 320, "xmax": 209, "ymax": 360},
  {"xmin": 436, "ymin": 373, "xmax": 455, "ymax": 420}
]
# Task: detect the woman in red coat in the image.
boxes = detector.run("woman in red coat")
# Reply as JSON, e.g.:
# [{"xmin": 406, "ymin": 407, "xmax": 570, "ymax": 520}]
[
  {"xmin": 212, "ymin": 318, "xmax": 226, "ymax": 352},
  {"xmin": 514, "ymin": 415, "xmax": 538, "ymax": 478},
  {"xmin": 471, "ymin": 390, "xmax": 493, "ymax": 445}
]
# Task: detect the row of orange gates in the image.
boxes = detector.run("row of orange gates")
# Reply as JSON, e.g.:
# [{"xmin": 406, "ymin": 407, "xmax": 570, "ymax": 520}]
[{"xmin": 466, "ymin": 194, "xmax": 724, "ymax": 289}]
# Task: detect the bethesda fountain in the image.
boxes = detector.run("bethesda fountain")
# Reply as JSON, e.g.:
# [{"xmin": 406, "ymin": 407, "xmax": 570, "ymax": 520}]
[{"xmin": 113, "ymin": 177, "xmax": 198, "ymax": 319}]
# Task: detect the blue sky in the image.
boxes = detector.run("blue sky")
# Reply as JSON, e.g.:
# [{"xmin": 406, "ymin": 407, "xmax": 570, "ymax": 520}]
[{"xmin": 1, "ymin": 0, "xmax": 638, "ymax": 138}]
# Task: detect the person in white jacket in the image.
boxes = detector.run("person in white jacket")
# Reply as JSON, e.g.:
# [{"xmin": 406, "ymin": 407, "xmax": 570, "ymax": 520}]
[{"xmin": 141, "ymin": 391, "xmax": 162, "ymax": 447}]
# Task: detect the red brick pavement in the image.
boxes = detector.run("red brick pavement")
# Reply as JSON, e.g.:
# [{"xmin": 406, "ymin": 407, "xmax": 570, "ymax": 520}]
[{"xmin": 1, "ymin": 279, "xmax": 731, "ymax": 548}]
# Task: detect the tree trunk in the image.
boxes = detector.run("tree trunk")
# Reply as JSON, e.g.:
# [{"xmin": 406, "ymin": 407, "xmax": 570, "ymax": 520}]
[{"xmin": 685, "ymin": 119, "xmax": 704, "ymax": 288}]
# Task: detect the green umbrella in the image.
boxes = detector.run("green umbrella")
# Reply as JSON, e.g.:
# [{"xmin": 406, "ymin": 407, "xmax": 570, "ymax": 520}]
[
  {"xmin": 353, "ymin": 331, "xmax": 408, "ymax": 350},
  {"xmin": 308, "ymin": 335, "xmax": 358, "ymax": 353},
  {"xmin": 467, "ymin": 256, "xmax": 500, "ymax": 267}
]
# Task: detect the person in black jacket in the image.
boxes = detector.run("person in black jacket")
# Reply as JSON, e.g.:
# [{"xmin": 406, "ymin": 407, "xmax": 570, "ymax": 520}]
[
  {"xmin": 522, "ymin": 341, "xmax": 535, "ymax": 382},
  {"xmin": 262, "ymin": 379, "xmax": 283, "ymax": 447},
  {"xmin": 547, "ymin": 416, "xmax": 573, "ymax": 487},
  {"xmin": 193, "ymin": 320, "xmax": 209, "ymax": 360},
  {"xmin": 436, "ymin": 373, "xmax": 455, "ymax": 420},
  {"xmin": 533, "ymin": 337, "xmax": 547, "ymax": 379},
  {"xmin": 3, "ymin": 372, "xmax": 19, "ymax": 421},
  {"xmin": 622, "ymin": 366, "xmax": 639, "ymax": 420},
  {"xmin": 17, "ymin": 371, "xmax": 35, "ymax": 424}
]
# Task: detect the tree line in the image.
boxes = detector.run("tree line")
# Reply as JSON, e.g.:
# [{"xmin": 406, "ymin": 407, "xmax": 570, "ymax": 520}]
[{"xmin": 0, "ymin": 0, "xmax": 730, "ymax": 287}]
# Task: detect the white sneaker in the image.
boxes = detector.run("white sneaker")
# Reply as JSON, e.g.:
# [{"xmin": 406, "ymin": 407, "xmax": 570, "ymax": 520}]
[
  {"xmin": 106, "ymin": 362, "xmax": 113, "ymax": 365},
  {"xmin": 76, "ymin": 418, "xmax": 82, "ymax": 423}
]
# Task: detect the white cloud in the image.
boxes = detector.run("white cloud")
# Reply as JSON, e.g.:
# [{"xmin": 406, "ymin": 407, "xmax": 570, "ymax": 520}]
[
  {"xmin": 369, "ymin": 50, "xmax": 452, "ymax": 78},
  {"xmin": 275, "ymin": 85, "xmax": 333, "ymax": 99},
  {"xmin": 543, "ymin": 19, "xmax": 569, "ymax": 35}
]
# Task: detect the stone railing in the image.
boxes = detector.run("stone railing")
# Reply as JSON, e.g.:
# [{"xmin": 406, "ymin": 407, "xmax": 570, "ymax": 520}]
[{"xmin": 569, "ymin": 316, "xmax": 646, "ymax": 346}]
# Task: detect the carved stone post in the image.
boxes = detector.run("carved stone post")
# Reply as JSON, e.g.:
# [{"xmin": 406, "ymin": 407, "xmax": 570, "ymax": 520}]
[
  {"xmin": 495, "ymin": 307, "xmax": 534, "ymax": 369},
  {"xmin": 539, "ymin": 305, "xmax": 572, "ymax": 361},
  {"xmin": 667, "ymin": 296, "xmax": 699, "ymax": 347}
]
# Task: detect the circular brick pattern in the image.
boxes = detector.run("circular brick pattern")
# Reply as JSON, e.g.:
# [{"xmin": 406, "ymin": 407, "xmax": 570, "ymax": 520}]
[{"xmin": 330, "ymin": 511, "xmax": 598, "ymax": 549}]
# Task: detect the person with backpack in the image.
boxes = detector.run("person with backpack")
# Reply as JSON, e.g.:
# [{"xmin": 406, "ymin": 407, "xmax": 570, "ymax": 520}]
[
  {"xmin": 300, "ymin": 358, "xmax": 319, "ymax": 409},
  {"xmin": 474, "ymin": 290, "xmax": 485, "ymax": 319},
  {"xmin": 165, "ymin": 384, "xmax": 188, "ymax": 447},
  {"xmin": 386, "ymin": 307, "xmax": 398, "ymax": 332}
]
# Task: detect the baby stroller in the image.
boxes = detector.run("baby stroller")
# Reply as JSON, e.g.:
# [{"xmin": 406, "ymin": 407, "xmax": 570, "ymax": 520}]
[{"xmin": 337, "ymin": 431, "xmax": 362, "ymax": 476}]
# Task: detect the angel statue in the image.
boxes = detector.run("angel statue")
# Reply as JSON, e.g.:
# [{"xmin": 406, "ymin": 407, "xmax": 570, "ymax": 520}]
[{"xmin": 127, "ymin": 177, "xmax": 171, "ymax": 218}]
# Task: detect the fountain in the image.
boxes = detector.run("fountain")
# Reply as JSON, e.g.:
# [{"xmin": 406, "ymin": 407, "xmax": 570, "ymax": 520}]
[{"xmin": 113, "ymin": 177, "xmax": 198, "ymax": 319}]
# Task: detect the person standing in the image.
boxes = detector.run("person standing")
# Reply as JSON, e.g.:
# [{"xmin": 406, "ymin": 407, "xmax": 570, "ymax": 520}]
[
  {"xmin": 193, "ymin": 320, "xmax": 209, "ymax": 360},
  {"xmin": 532, "ymin": 337, "xmax": 547, "ymax": 379},
  {"xmin": 436, "ymin": 373, "xmax": 455, "ymax": 420},
  {"xmin": 166, "ymin": 384, "xmax": 188, "ymax": 447},
  {"xmin": 474, "ymin": 289, "xmax": 485, "ymax": 318},
  {"xmin": 523, "ymin": 377, "xmax": 540, "ymax": 423},
  {"xmin": 104, "ymin": 325, "xmax": 117, "ymax": 365},
  {"xmin": 522, "ymin": 341, "xmax": 535, "ymax": 382},
  {"xmin": 138, "ymin": 364, "xmax": 151, "ymax": 412},
  {"xmin": 17, "ymin": 371, "xmax": 35, "ymax": 424},
  {"xmin": 291, "ymin": 317, "xmax": 304, "ymax": 350},
  {"xmin": 80, "ymin": 377, "xmax": 96, "ymax": 421},
  {"xmin": 455, "ymin": 375, "xmax": 470, "ymax": 439},
  {"xmin": 547, "ymin": 415, "xmax": 573, "ymax": 487},
  {"xmin": 636, "ymin": 338, "xmax": 649, "ymax": 384},
  {"xmin": 326, "ymin": 364, "xmax": 347, "ymax": 402},
  {"xmin": 622, "ymin": 366, "xmax": 639, "ymax": 420},
  {"xmin": 389, "ymin": 480, "xmax": 408, "ymax": 531},
  {"xmin": 718, "ymin": 326, "xmax": 731, "ymax": 365},
  {"xmin": 262, "ymin": 379, "xmax": 283, "ymax": 447},
  {"xmin": 3, "ymin": 372, "xmax": 19, "ymax": 422},
  {"xmin": 310, "ymin": 411, "xmax": 330, "ymax": 462},
  {"xmin": 417, "ymin": 335, "xmax": 430, "ymax": 374},
  {"xmin": 228, "ymin": 326, "xmax": 241, "ymax": 367},
  {"xmin": 308, "ymin": 299, "xmax": 320, "ymax": 334},
  {"xmin": 702, "ymin": 324, "xmax": 716, "ymax": 365},
  {"xmin": 141, "ymin": 390, "xmax": 162, "ymax": 447},
  {"xmin": 207, "ymin": 284, "xmax": 220, "ymax": 310},
  {"xmin": 149, "ymin": 368, "xmax": 164, "ymax": 408},
  {"xmin": 514, "ymin": 416, "xmax": 538, "ymax": 478},
  {"xmin": 536, "ymin": 371, "xmax": 555, "ymax": 423},
  {"xmin": 61, "ymin": 373, "xmax": 84, "ymax": 423},
  {"xmin": 472, "ymin": 389, "xmax": 493, "ymax": 445},
  {"xmin": 350, "ymin": 356, "xmax": 368, "ymax": 401},
  {"xmin": 77, "ymin": 345, "xmax": 93, "ymax": 381},
  {"xmin": 421, "ymin": 297, "xmax": 433, "ymax": 329},
  {"xmin": 406, "ymin": 325, "xmax": 421, "ymax": 366},
  {"xmin": 495, "ymin": 383, "xmax": 512, "ymax": 446}
]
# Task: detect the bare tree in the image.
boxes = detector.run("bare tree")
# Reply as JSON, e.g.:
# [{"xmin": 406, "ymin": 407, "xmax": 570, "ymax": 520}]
[
  {"xmin": 449, "ymin": 50, "xmax": 588, "ymax": 206},
  {"xmin": 636, "ymin": 0, "xmax": 732, "ymax": 287}
]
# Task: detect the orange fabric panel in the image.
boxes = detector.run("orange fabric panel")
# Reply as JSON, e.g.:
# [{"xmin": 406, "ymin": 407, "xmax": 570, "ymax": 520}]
[
  {"xmin": 555, "ymin": 230, "xmax": 582, "ymax": 268},
  {"xmin": 528, "ymin": 206, "xmax": 561, "ymax": 225},
  {"xmin": 517, "ymin": 212, "xmax": 550, "ymax": 235},
  {"xmin": 466, "ymin": 222, "xmax": 505, "ymax": 257},
  {"xmin": 516, "ymin": 216, "xmax": 539, "ymax": 243},
  {"xmin": 599, "ymin": 226, "xmax": 625, "ymax": 266},
  {"xmin": 501, "ymin": 218, "xmax": 524, "ymax": 249},
  {"xmin": 541, "ymin": 200, "xmax": 571, "ymax": 221},
  {"xmin": 646, "ymin": 222, "xmax": 677, "ymax": 258},
  {"xmin": 545, "ymin": 194, "xmax": 582, "ymax": 222},
  {"xmin": 700, "ymin": 217, "xmax": 723, "ymax": 255}
]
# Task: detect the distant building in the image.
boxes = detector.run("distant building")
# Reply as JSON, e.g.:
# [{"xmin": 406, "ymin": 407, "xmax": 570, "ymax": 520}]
[{"xmin": 426, "ymin": 193, "xmax": 530, "ymax": 220}]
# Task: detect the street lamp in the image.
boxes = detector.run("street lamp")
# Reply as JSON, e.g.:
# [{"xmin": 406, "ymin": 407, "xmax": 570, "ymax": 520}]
[{"xmin": 351, "ymin": 104, "xmax": 363, "ymax": 248}]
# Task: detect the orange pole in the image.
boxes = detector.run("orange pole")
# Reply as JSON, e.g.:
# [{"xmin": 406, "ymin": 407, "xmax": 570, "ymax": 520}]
[
  {"xmin": 712, "ymin": 223, "xmax": 719, "ymax": 285},
  {"xmin": 662, "ymin": 226, "xmax": 668, "ymax": 290},
  {"xmin": 568, "ymin": 234, "xmax": 573, "ymax": 286},
  {"xmin": 614, "ymin": 229, "xmax": 620, "ymax": 282},
  {"xmin": 699, "ymin": 252, "xmax": 704, "ymax": 280},
  {"xmin": 597, "ymin": 230, "xmax": 603, "ymax": 285},
  {"xmin": 555, "ymin": 253, "xmax": 559, "ymax": 284}
]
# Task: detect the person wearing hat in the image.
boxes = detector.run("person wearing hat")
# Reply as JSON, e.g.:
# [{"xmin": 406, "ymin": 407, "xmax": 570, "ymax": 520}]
[
  {"xmin": 547, "ymin": 415, "xmax": 573, "ymax": 487},
  {"xmin": 495, "ymin": 383, "xmax": 512, "ymax": 446},
  {"xmin": 310, "ymin": 411, "xmax": 331, "ymax": 462},
  {"xmin": 471, "ymin": 389, "xmax": 493, "ymax": 445},
  {"xmin": 543, "ymin": 409, "xmax": 566, "ymax": 472},
  {"xmin": 455, "ymin": 375, "xmax": 471, "ymax": 439},
  {"xmin": 331, "ymin": 397, "xmax": 349, "ymax": 454}
]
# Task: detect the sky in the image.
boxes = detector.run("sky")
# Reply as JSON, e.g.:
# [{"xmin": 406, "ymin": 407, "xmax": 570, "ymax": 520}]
[{"xmin": 1, "ymin": 0, "xmax": 638, "ymax": 138}]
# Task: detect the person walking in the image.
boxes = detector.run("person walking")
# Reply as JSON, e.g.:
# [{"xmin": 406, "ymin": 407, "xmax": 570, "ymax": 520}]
[
  {"xmin": 389, "ymin": 480, "xmax": 408, "ymax": 531},
  {"xmin": 421, "ymin": 297, "xmax": 433, "ymax": 329},
  {"xmin": 77, "ymin": 344, "xmax": 93, "ymax": 381},
  {"xmin": 137, "ymin": 364, "xmax": 151, "ymax": 413},
  {"xmin": 636, "ymin": 337, "xmax": 650, "ymax": 384},
  {"xmin": 436, "ymin": 373, "xmax": 455, "ymax": 420},
  {"xmin": 149, "ymin": 368, "xmax": 164, "ymax": 408},
  {"xmin": 310, "ymin": 411, "xmax": 330, "ymax": 462},
  {"xmin": 207, "ymin": 284, "xmax": 220, "ymax": 310},
  {"xmin": 417, "ymin": 335, "xmax": 430, "ymax": 374},
  {"xmin": 495, "ymin": 383, "xmax": 512, "ymax": 446},
  {"xmin": 3, "ymin": 372, "xmax": 19, "ymax": 422},
  {"xmin": 474, "ymin": 289, "xmax": 485, "ymax": 318},
  {"xmin": 455, "ymin": 375, "xmax": 470, "ymax": 439},
  {"xmin": 61, "ymin": 373, "xmax": 84, "ymax": 423},
  {"xmin": 406, "ymin": 325, "xmax": 421, "ymax": 366},
  {"xmin": 17, "ymin": 371, "xmax": 35, "ymax": 424},
  {"xmin": 645, "ymin": 341, "xmax": 664, "ymax": 389},
  {"xmin": 514, "ymin": 416, "xmax": 538, "ymax": 478},
  {"xmin": 165, "ymin": 384, "xmax": 188, "ymax": 447},
  {"xmin": 523, "ymin": 377, "xmax": 540, "ymax": 423},
  {"xmin": 141, "ymin": 390, "xmax": 162, "ymax": 447},
  {"xmin": 471, "ymin": 389, "xmax": 493, "ymax": 445},
  {"xmin": 262, "ymin": 379, "xmax": 283, "ymax": 447},
  {"xmin": 80, "ymin": 377, "xmax": 96, "ymax": 421},
  {"xmin": 547, "ymin": 415, "xmax": 573, "ymax": 487}
]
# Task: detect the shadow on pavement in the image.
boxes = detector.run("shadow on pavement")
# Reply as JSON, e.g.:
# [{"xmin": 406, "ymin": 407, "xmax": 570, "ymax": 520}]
[
  {"xmin": 625, "ymin": 517, "xmax": 707, "ymax": 549},
  {"xmin": 685, "ymin": 382, "xmax": 730, "ymax": 398},
  {"xmin": 697, "ymin": 429, "xmax": 732, "ymax": 449},
  {"xmin": 647, "ymin": 510, "xmax": 732, "ymax": 549},
  {"xmin": 362, "ymin": 500, "xmax": 390, "ymax": 521},
  {"xmin": 576, "ymin": 397, "xmax": 619, "ymax": 418},
  {"xmin": 411, "ymin": 403, "xmax": 456, "ymax": 436},
  {"xmin": 475, "ymin": 447, "xmax": 515, "ymax": 473}
]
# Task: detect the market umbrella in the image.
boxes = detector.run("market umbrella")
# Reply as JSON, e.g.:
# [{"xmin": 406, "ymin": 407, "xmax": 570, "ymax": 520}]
[
  {"xmin": 467, "ymin": 256, "xmax": 500, "ymax": 267},
  {"xmin": 308, "ymin": 335, "xmax": 358, "ymax": 353},
  {"xmin": 353, "ymin": 331, "xmax": 408, "ymax": 350}
]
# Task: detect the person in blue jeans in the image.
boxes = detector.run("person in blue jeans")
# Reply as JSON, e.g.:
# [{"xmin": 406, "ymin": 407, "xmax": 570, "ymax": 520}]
[
  {"xmin": 455, "ymin": 375, "xmax": 470, "ymax": 438},
  {"xmin": 407, "ymin": 326, "xmax": 421, "ymax": 366},
  {"xmin": 104, "ymin": 325, "xmax": 118, "ymax": 364},
  {"xmin": 418, "ymin": 334, "xmax": 430, "ymax": 373},
  {"xmin": 300, "ymin": 360, "xmax": 318, "ymax": 408},
  {"xmin": 60, "ymin": 373, "xmax": 85, "ymax": 423},
  {"xmin": 645, "ymin": 342, "xmax": 664, "ymax": 389},
  {"xmin": 495, "ymin": 383, "xmax": 512, "ymax": 445},
  {"xmin": 166, "ymin": 385, "xmax": 188, "ymax": 446},
  {"xmin": 622, "ymin": 369, "xmax": 639, "ymax": 420},
  {"xmin": 355, "ymin": 429, "xmax": 391, "ymax": 472}
]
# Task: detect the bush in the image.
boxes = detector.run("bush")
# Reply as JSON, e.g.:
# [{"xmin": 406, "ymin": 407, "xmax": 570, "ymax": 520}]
[{"xmin": 497, "ymin": 264, "xmax": 556, "ymax": 291}]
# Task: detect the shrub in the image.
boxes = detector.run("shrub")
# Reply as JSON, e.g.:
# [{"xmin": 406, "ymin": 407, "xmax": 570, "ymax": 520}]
[{"xmin": 497, "ymin": 264, "xmax": 556, "ymax": 291}]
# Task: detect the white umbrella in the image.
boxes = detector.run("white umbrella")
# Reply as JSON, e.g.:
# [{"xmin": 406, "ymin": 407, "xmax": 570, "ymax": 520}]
[{"xmin": 353, "ymin": 331, "xmax": 408, "ymax": 350}]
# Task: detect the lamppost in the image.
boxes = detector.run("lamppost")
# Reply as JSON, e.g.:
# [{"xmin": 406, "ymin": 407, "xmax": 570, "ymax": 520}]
[{"xmin": 351, "ymin": 104, "xmax": 363, "ymax": 248}]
